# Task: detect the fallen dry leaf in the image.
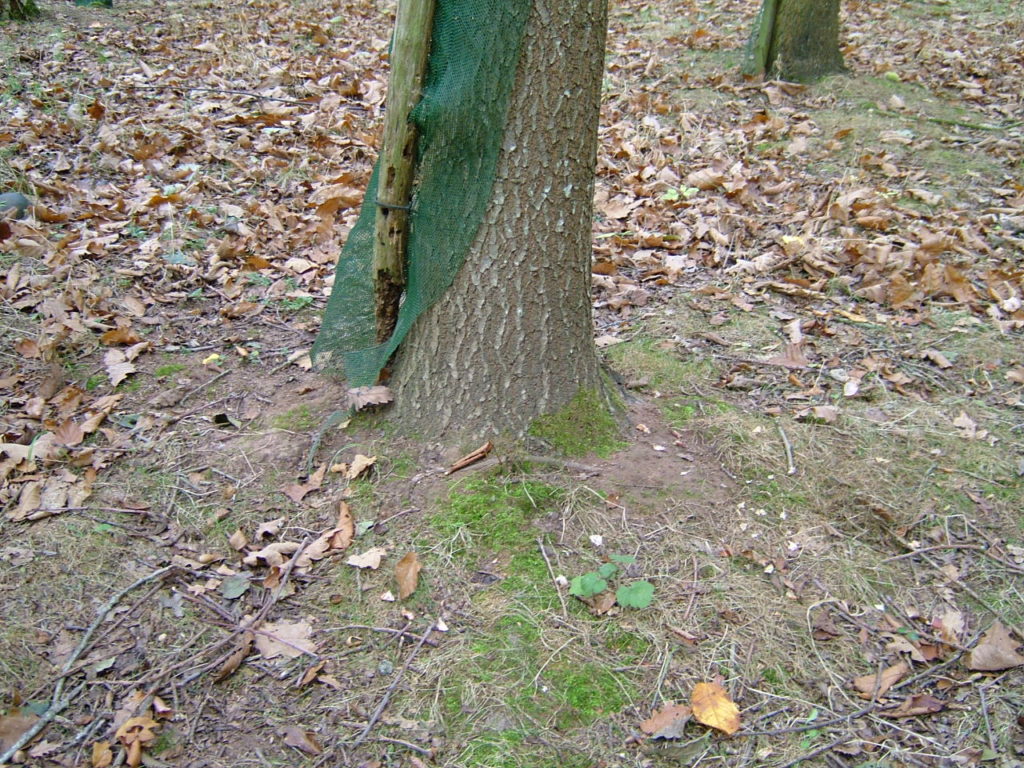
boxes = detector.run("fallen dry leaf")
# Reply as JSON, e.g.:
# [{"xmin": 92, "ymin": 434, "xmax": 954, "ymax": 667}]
[
  {"xmin": 921, "ymin": 349, "xmax": 953, "ymax": 369},
  {"xmin": 690, "ymin": 681, "xmax": 740, "ymax": 735},
  {"xmin": 880, "ymin": 693, "xmax": 945, "ymax": 718},
  {"xmin": 53, "ymin": 419, "xmax": 85, "ymax": 447},
  {"xmin": 395, "ymin": 551, "xmax": 422, "ymax": 600},
  {"xmin": 797, "ymin": 405, "xmax": 839, "ymax": 424},
  {"xmin": 640, "ymin": 703, "xmax": 692, "ymax": 739},
  {"xmin": 281, "ymin": 725, "xmax": 322, "ymax": 755},
  {"xmin": 347, "ymin": 385, "xmax": 394, "ymax": 410},
  {"xmin": 100, "ymin": 327, "xmax": 143, "ymax": 346},
  {"xmin": 967, "ymin": 622, "xmax": 1024, "ymax": 671},
  {"xmin": 214, "ymin": 632, "xmax": 253, "ymax": 682},
  {"xmin": 584, "ymin": 590, "xmax": 617, "ymax": 616},
  {"xmin": 255, "ymin": 517, "xmax": 285, "ymax": 540},
  {"xmin": 14, "ymin": 338, "xmax": 40, "ymax": 358},
  {"xmin": 346, "ymin": 454, "xmax": 376, "ymax": 480},
  {"xmin": 103, "ymin": 349, "xmax": 136, "ymax": 386},
  {"xmin": 0, "ymin": 711, "xmax": 39, "ymax": 751},
  {"xmin": 281, "ymin": 463, "xmax": 327, "ymax": 503},
  {"xmin": 91, "ymin": 741, "xmax": 113, "ymax": 768},
  {"xmin": 952, "ymin": 411, "xmax": 982, "ymax": 439},
  {"xmin": 228, "ymin": 529, "xmax": 248, "ymax": 551},
  {"xmin": 254, "ymin": 620, "xmax": 317, "ymax": 659},
  {"xmin": 243, "ymin": 541, "xmax": 300, "ymax": 567},
  {"xmin": 851, "ymin": 660, "xmax": 909, "ymax": 698},
  {"xmin": 299, "ymin": 661, "xmax": 326, "ymax": 687},
  {"xmin": 114, "ymin": 716, "xmax": 159, "ymax": 768},
  {"xmin": 295, "ymin": 535, "xmax": 333, "ymax": 570},
  {"xmin": 346, "ymin": 546, "xmax": 387, "ymax": 569},
  {"xmin": 765, "ymin": 342, "xmax": 810, "ymax": 369},
  {"xmin": 327, "ymin": 501, "xmax": 355, "ymax": 550},
  {"xmin": 934, "ymin": 608, "xmax": 965, "ymax": 646}
]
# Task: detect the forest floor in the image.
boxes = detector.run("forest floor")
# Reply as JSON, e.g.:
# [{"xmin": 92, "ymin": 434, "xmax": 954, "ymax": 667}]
[{"xmin": 1, "ymin": 0, "xmax": 1023, "ymax": 766}]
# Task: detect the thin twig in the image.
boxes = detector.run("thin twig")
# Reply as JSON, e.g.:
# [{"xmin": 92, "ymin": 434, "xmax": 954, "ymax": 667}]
[
  {"xmin": 351, "ymin": 620, "xmax": 436, "ymax": 748},
  {"xmin": 319, "ymin": 624, "xmax": 438, "ymax": 647},
  {"xmin": 0, "ymin": 682, "xmax": 86, "ymax": 765},
  {"xmin": 890, "ymin": 635, "xmax": 978, "ymax": 692},
  {"xmin": 531, "ymin": 637, "xmax": 575, "ymax": 687},
  {"xmin": 146, "ymin": 538, "xmax": 314, "ymax": 689},
  {"xmin": 742, "ymin": 700, "xmax": 879, "ymax": 737},
  {"xmin": 129, "ymin": 84, "xmax": 314, "ymax": 107},
  {"xmin": 375, "ymin": 507, "xmax": 419, "ymax": 528},
  {"xmin": 26, "ymin": 506, "xmax": 158, "ymax": 517},
  {"xmin": 373, "ymin": 736, "xmax": 432, "ymax": 756},
  {"xmin": 978, "ymin": 684, "xmax": 996, "ymax": 752},
  {"xmin": 0, "ymin": 565, "xmax": 175, "ymax": 764},
  {"xmin": 774, "ymin": 734, "xmax": 855, "ymax": 768},
  {"xmin": 776, "ymin": 422, "xmax": 797, "ymax": 475},
  {"xmin": 538, "ymin": 539, "xmax": 569, "ymax": 619},
  {"xmin": 882, "ymin": 543, "xmax": 985, "ymax": 562},
  {"xmin": 891, "ymin": 534, "xmax": 1024, "ymax": 639},
  {"xmin": 651, "ymin": 646, "xmax": 673, "ymax": 709},
  {"xmin": 179, "ymin": 370, "xmax": 230, "ymax": 405}
]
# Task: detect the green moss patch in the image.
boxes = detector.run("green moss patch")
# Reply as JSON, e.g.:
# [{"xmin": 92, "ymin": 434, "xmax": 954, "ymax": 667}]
[
  {"xmin": 431, "ymin": 476, "xmax": 561, "ymax": 553},
  {"xmin": 528, "ymin": 388, "xmax": 623, "ymax": 457}
]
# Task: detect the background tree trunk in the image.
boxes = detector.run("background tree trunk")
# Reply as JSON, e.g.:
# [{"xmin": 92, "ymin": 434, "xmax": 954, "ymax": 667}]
[
  {"xmin": 746, "ymin": 0, "xmax": 844, "ymax": 83},
  {"xmin": 6, "ymin": 0, "xmax": 41, "ymax": 20},
  {"xmin": 389, "ymin": 0, "xmax": 608, "ymax": 440}
]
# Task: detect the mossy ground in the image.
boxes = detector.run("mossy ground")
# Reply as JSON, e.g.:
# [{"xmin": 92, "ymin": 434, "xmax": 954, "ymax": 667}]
[
  {"xmin": 3, "ymin": 0, "xmax": 1022, "ymax": 765},
  {"xmin": 527, "ymin": 387, "xmax": 625, "ymax": 458}
]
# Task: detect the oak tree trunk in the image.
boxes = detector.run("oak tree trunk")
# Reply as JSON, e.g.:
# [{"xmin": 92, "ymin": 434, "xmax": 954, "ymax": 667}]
[
  {"xmin": 389, "ymin": 0, "xmax": 608, "ymax": 439},
  {"xmin": 747, "ymin": 0, "xmax": 844, "ymax": 83},
  {"xmin": 6, "ymin": 0, "xmax": 41, "ymax": 20}
]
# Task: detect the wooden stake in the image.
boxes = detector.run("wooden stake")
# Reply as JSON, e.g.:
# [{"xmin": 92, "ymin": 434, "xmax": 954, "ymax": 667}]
[
  {"xmin": 742, "ymin": 0, "xmax": 778, "ymax": 77},
  {"xmin": 372, "ymin": 0, "xmax": 436, "ymax": 342}
]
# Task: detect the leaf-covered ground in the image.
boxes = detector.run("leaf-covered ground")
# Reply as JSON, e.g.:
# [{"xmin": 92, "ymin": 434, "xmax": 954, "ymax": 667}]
[{"xmin": 1, "ymin": 0, "xmax": 1022, "ymax": 766}]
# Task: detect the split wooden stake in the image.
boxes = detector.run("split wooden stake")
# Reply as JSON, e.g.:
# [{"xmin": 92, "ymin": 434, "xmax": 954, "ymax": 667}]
[{"xmin": 372, "ymin": 0, "xmax": 436, "ymax": 342}]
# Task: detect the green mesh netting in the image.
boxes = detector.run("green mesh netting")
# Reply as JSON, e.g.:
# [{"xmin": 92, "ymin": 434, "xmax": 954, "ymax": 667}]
[{"xmin": 311, "ymin": 0, "xmax": 532, "ymax": 385}]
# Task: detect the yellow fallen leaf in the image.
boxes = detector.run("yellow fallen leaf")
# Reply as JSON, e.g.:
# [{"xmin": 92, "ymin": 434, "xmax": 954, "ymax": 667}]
[
  {"xmin": 91, "ymin": 741, "xmax": 113, "ymax": 768},
  {"xmin": 690, "ymin": 681, "xmax": 740, "ymax": 735}
]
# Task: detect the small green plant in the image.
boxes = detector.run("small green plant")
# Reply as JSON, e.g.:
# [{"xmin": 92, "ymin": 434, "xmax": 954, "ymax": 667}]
[
  {"xmin": 661, "ymin": 186, "xmax": 699, "ymax": 201},
  {"xmin": 279, "ymin": 296, "xmax": 314, "ymax": 312},
  {"xmin": 569, "ymin": 554, "xmax": 654, "ymax": 609},
  {"xmin": 154, "ymin": 363, "xmax": 187, "ymax": 379},
  {"xmin": 245, "ymin": 273, "xmax": 273, "ymax": 287}
]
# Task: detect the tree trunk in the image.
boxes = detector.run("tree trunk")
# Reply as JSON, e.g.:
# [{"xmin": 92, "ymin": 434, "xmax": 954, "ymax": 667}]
[
  {"xmin": 389, "ymin": 0, "xmax": 608, "ymax": 440},
  {"xmin": 6, "ymin": 0, "xmax": 41, "ymax": 20},
  {"xmin": 746, "ymin": 0, "xmax": 844, "ymax": 83}
]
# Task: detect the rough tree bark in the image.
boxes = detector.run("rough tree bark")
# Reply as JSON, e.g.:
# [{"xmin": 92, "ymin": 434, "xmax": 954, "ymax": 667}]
[
  {"xmin": 5, "ymin": 0, "xmax": 41, "ymax": 20},
  {"xmin": 745, "ymin": 0, "xmax": 845, "ymax": 83},
  {"xmin": 388, "ymin": 0, "xmax": 608, "ymax": 439}
]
